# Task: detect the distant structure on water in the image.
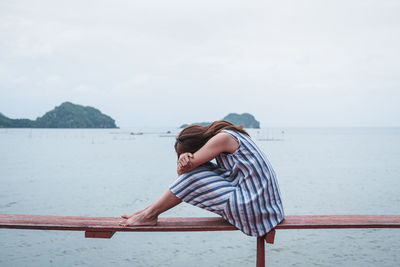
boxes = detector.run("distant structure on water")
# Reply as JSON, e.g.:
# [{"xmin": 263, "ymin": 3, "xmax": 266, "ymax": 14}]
[{"xmin": 255, "ymin": 130, "xmax": 285, "ymax": 141}]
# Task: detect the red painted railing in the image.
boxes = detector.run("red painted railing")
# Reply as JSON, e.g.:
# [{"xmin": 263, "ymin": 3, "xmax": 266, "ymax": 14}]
[{"xmin": 1, "ymin": 214, "xmax": 400, "ymax": 266}]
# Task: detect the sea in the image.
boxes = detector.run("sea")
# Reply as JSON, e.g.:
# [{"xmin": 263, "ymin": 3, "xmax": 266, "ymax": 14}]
[{"xmin": 0, "ymin": 127, "xmax": 399, "ymax": 267}]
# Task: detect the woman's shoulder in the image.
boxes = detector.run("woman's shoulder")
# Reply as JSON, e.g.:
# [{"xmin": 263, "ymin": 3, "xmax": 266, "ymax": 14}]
[
  {"xmin": 213, "ymin": 131, "xmax": 239, "ymax": 154},
  {"xmin": 219, "ymin": 129, "xmax": 241, "ymax": 141},
  {"xmin": 220, "ymin": 129, "xmax": 257, "ymax": 151},
  {"xmin": 221, "ymin": 128, "xmax": 238, "ymax": 135},
  {"xmin": 221, "ymin": 129, "xmax": 248, "ymax": 140}
]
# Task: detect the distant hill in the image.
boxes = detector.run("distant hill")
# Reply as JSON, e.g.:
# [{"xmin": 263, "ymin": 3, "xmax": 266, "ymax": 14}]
[
  {"xmin": 180, "ymin": 113, "xmax": 260, "ymax": 129},
  {"xmin": 0, "ymin": 102, "xmax": 117, "ymax": 128}
]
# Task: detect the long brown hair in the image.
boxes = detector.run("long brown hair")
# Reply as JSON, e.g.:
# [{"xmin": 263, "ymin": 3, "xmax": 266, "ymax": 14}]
[{"xmin": 175, "ymin": 120, "xmax": 249, "ymax": 157}]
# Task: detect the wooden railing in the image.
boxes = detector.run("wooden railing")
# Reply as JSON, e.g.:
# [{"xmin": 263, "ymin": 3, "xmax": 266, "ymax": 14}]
[{"xmin": 1, "ymin": 214, "xmax": 400, "ymax": 267}]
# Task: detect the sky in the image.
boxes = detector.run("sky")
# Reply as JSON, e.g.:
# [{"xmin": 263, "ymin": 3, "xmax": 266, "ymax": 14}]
[{"xmin": 0, "ymin": 0, "xmax": 399, "ymax": 128}]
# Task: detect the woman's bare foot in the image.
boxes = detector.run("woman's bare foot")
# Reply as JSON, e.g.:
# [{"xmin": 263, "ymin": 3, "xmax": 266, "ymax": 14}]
[
  {"xmin": 119, "ymin": 209, "xmax": 158, "ymax": 227},
  {"xmin": 119, "ymin": 189, "xmax": 181, "ymax": 226},
  {"xmin": 120, "ymin": 212, "xmax": 135, "ymax": 219}
]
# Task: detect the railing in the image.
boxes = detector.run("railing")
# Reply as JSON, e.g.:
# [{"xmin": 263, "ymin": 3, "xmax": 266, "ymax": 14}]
[{"xmin": 1, "ymin": 214, "xmax": 400, "ymax": 266}]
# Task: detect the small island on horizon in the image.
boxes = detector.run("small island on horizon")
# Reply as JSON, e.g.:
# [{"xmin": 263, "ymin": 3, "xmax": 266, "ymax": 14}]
[
  {"xmin": 180, "ymin": 113, "xmax": 260, "ymax": 129},
  {"xmin": 0, "ymin": 102, "xmax": 118, "ymax": 128}
]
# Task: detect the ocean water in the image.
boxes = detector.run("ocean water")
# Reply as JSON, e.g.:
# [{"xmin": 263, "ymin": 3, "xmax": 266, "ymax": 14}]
[{"xmin": 0, "ymin": 127, "xmax": 399, "ymax": 267}]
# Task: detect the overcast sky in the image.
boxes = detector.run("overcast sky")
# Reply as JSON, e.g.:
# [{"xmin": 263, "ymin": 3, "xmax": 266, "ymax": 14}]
[{"xmin": 0, "ymin": 0, "xmax": 399, "ymax": 128}]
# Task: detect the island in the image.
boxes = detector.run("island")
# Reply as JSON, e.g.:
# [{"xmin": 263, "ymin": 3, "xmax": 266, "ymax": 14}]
[
  {"xmin": 180, "ymin": 113, "xmax": 260, "ymax": 129},
  {"xmin": 0, "ymin": 102, "xmax": 118, "ymax": 128}
]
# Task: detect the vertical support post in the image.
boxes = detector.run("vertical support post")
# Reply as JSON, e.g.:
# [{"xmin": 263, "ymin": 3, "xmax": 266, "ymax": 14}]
[
  {"xmin": 265, "ymin": 229, "xmax": 275, "ymax": 244},
  {"xmin": 256, "ymin": 236, "xmax": 265, "ymax": 267},
  {"xmin": 85, "ymin": 231, "xmax": 115, "ymax": 238}
]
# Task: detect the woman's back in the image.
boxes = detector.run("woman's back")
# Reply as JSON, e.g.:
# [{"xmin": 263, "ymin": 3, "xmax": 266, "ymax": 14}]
[
  {"xmin": 121, "ymin": 122, "xmax": 284, "ymax": 236},
  {"xmin": 171, "ymin": 129, "xmax": 285, "ymax": 236}
]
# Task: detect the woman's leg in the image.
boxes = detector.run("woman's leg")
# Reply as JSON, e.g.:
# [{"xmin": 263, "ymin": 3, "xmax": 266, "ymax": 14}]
[
  {"xmin": 169, "ymin": 167, "xmax": 234, "ymax": 215},
  {"xmin": 119, "ymin": 189, "xmax": 182, "ymax": 226}
]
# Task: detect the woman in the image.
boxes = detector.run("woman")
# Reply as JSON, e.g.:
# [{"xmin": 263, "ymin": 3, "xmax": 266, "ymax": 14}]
[{"xmin": 120, "ymin": 121, "xmax": 284, "ymax": 236}]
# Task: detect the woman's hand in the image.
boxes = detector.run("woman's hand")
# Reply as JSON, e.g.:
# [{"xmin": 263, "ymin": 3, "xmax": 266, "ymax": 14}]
[
  {"xmin": 176, "ymin": 133, "xmax": 238, "ymax": 175},
  {"xmin": 177, "ymin": 152, "xmax": 194, "ymax": 175}
]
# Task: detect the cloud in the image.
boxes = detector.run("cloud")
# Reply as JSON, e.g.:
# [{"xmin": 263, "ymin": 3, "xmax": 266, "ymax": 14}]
[{"xmin": 0, "ymin": 0, "xmax": 399, "ymax": 127}]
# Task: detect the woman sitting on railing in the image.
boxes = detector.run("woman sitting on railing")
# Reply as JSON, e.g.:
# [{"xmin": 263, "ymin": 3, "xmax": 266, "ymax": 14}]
[{"xmin": 120, "ymin": 121, "xmax": 285, "ymax": 237}]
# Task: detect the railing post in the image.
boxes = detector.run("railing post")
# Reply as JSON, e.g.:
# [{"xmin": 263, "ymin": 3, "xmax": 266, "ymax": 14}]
[
  {"xmin": 256, "ymin": 236, "xmax": 265, "ymax": 267},
  {"xmin": 85, "ymin": 231, "xmax": 115, "ymax": 238}
]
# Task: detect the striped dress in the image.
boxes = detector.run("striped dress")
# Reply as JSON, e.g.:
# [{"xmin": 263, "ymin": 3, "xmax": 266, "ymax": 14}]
[{"xmin": 169, "ymin": 129, "xmax": 285, "ymax": 237}]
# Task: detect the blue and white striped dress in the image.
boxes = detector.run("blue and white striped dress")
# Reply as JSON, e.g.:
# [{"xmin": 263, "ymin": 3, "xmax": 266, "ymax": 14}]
[{"xmin": 169, "ymin": 129, "xmax": 285, "ymax": 237}]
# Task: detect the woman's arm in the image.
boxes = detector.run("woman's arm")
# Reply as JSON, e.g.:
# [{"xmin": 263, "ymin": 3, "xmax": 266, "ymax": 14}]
[
  {"xmin": 178, "ymin": 132, "xmax": 238, "ymax": 174},
  {"xmin": 119, "ymin": 133, "xmax": 239, "ymax": 226}
]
